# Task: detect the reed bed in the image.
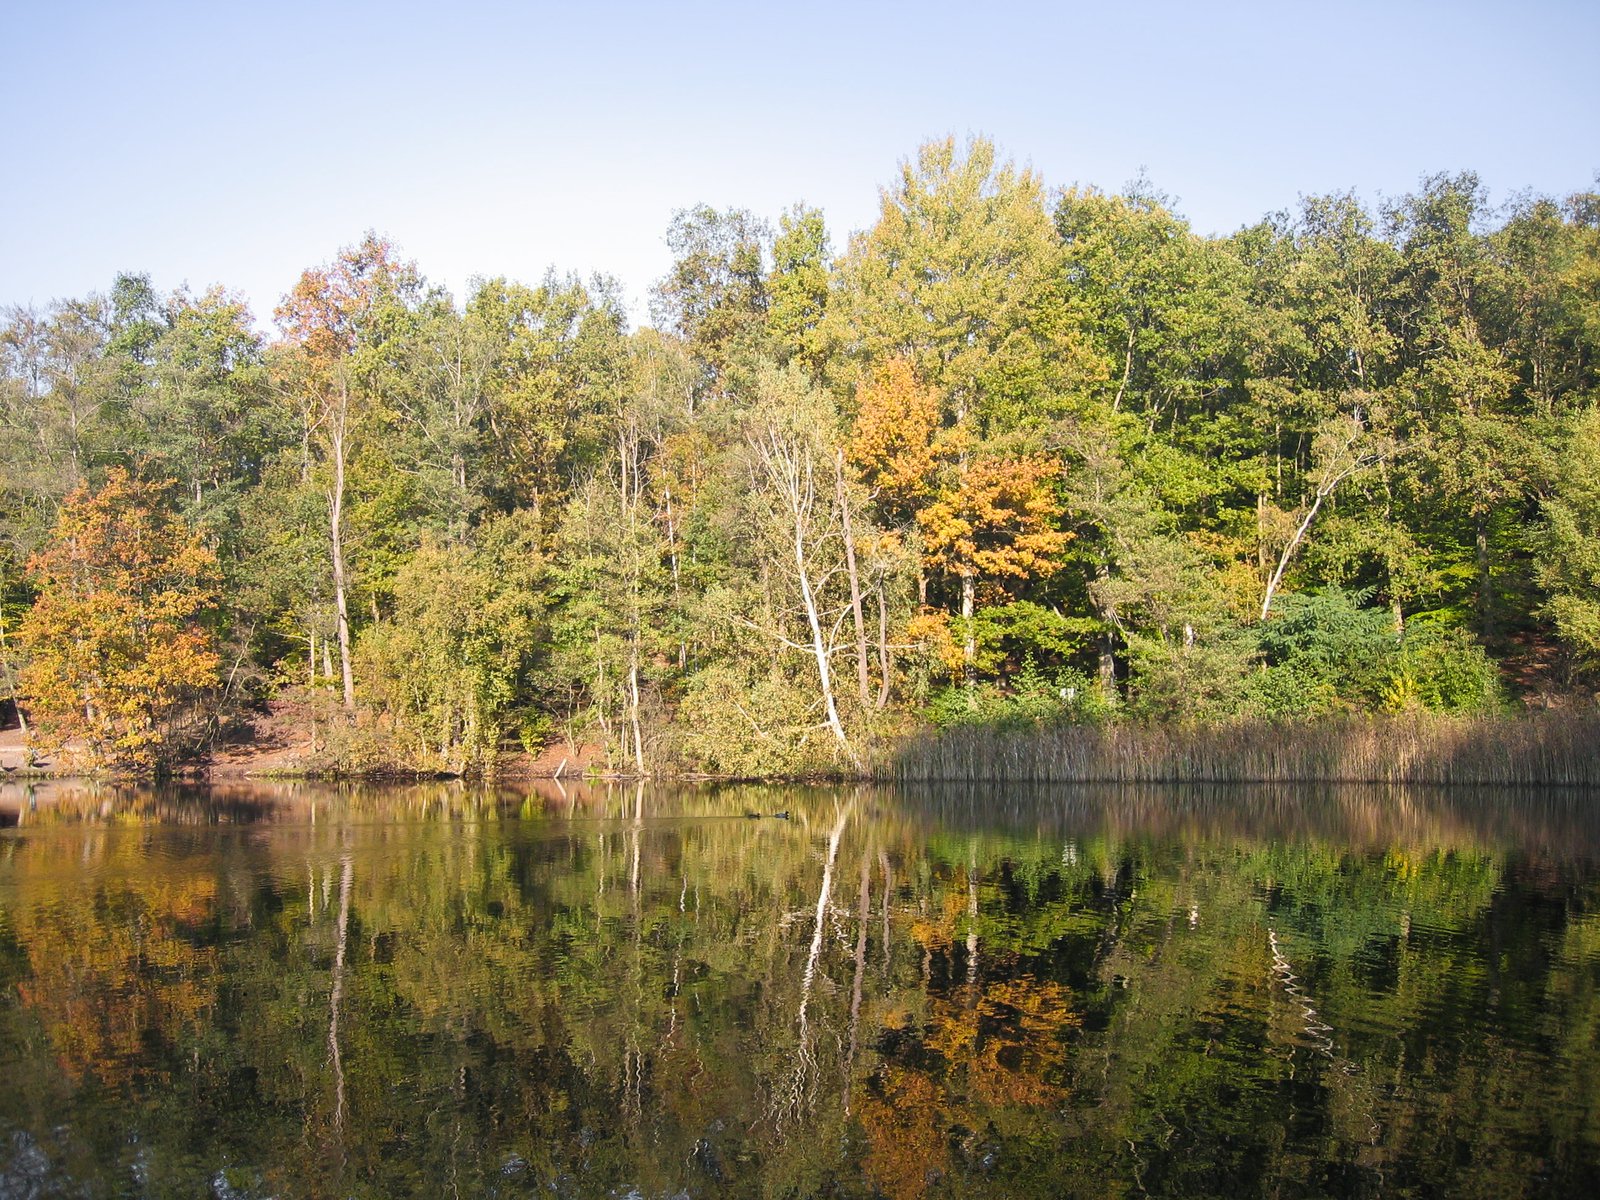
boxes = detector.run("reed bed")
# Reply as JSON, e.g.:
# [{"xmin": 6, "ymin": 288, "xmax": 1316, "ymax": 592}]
[{"xmin": 883, "ymin": 711, "xmax": 1600, "ymax": 787}]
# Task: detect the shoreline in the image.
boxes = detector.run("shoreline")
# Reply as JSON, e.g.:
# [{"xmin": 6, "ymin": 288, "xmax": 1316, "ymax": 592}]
[{"xmin": 7, "ymin": 708, "xmax": 1600, "ymax": 789}]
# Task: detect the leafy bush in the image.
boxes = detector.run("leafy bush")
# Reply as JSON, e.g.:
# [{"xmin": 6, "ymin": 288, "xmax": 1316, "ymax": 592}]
[
  {"xmin": 927, "ymin": 658, "xmax": 1111, "ymax": 730},
  {"xmin": 1252, "ymin": 588, "xmax": 1397, "ymax": 712},
  {"xmin": 1245, "ymin": 588, "xmax": 1501, "ymax": 717},
  {"xmin": 1390, "ymin": 620, "xmax": 1504, "ymax": 714},
  {"xmin": 354, "ymin": 514, "xmax": 545, "ymax": 772},
  {"xmin": 677, "ymin": 660, "xmax": 849, "ymax": 777}
]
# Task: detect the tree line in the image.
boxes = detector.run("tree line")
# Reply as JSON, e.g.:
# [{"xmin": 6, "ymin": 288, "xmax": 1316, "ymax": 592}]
[{"xmin": 2, "ymin": 137, "xmax": 1598, "ymax": 773}]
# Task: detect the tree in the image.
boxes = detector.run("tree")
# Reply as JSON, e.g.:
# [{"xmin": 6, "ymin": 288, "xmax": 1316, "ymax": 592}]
[
  {"xmin": 1538, "ymin": 406, "xmax": 1600, "ymax": 670},
  {"xmin": 651, "ymin": 205, "xmax": 769, "ymax": 385},
  {"xmin": 274, "ymin": 233, "xmax": 423, "ymax": 711},
  {"xmin": 918, "ymin": 454, "xmax": 1072, "ymax": 674},
  {"xmin": 1056, "ymin": 182, "xmax": 1242, "ymax": 428},
  {"xmin": 0, "ymin": 297, "xmax": 119, "ymax": 549},
  {"xmin": 541, "ymin": 331, "xmax": 688, "ymax": 773},
  {"xmin": 848, "ymin": 357, "xmax": 943, "ymax": 525},
  {"xmin": 469, "ymin": 272, "xmax": 630, "ymax": 517},
  {"xmin": 18, "ymin": 469, "xmax": 220, "ymax": 770},
  {"xmin": 739, "ymin": 365, "xmax": 857, "ymax": 759},
  {"xmin": 1259, "ymin": 410, "xmax": 1393, "ymax": 620},
  {"xmin": 134, "ymin": 287, "xmax": 275, "ymax": 507},
  {"xmin": 766, "ymin": 204, "xmax": 832, "ymax": 374},
  {"xmin": 1386, "ymin": 173, "xmax": 1540, "ymax": 640},
  {"xmin": 835, "ymin": 136, "xmax": 1070, "ymax": 433},
  {"xmin": 356, "ymin": 514, "xmax": 545, "ymax": 772}
]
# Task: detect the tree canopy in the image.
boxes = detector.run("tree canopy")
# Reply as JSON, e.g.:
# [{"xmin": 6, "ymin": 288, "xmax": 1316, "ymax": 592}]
[{"xmin": 3, "ymin": 137, "xmax": 1598, "ymax": 774}]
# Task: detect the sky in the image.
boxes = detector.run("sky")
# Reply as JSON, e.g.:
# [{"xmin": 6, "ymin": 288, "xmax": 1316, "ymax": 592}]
[{"xmin": 3, "ymin": 0, "xmax": 1596, "ymax": 329}]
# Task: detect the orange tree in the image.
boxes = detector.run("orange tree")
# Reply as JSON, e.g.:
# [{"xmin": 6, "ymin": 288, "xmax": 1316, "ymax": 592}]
[
  {"xmin": 19, "ymin": 469, "xmax": 220, "ymax": 771},
  {"xmin": 849, "ymin": 361, "xmax": 1072, "ymax": 674},
  {"xmin": 916, "ymin": 454, "xmax": 1072, "ymax": 674}
]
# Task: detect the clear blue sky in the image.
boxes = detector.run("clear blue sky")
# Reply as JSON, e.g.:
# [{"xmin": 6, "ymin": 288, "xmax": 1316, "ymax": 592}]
[{"xmin": 3, "ymin": 0, "xmax": 1596, "ymax": 328}]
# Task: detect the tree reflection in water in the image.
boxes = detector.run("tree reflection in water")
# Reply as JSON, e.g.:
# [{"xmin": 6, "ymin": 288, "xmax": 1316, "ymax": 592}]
[{"xmin": 1, "ymin": 778, "xmax": 1598, "ymax": 1197}]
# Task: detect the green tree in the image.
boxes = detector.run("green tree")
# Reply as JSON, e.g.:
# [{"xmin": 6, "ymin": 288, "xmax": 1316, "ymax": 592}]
[
  {"xmin": 273, "ymin": 233, "xmax": 425, "ymax": 711},
  {"xmin": 469, "ymin": 272, "xmax": 629, "ymax": 516},
  {"xmin": 652, "ymin": 205, "xmax": 769, "ymax": 387},
  {"xmin": 836, "ymin": 136, "xmax": 1077, "ymax": 434},
  {"xmin": 766, "ymin": 204, "xmax": 832, "ymax": 374},
  {"xmin": 1538, "ymin": 406, "xmax": 1600, "ymax": 670},
  {"xmin": 356, "ymin": 513, "xmax": 545, "ymax": 772},
  {"xmin": 1386, "ymin": 173, "xmax": 1545, "ymax": 641}
]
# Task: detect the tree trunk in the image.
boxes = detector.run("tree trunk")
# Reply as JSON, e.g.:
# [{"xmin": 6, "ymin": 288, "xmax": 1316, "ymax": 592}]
[
  {"xmin": 875, "ymin": 580, "xmax": 892, "ymax": 710},
  {"xmin": 795, "ymin": 510, "xmax": 851, "ymax": 753},
  {"xmin": 627, "ymin": 650, "xmax": 645, "ymax": 776},
  {"xmin": 961, "ymin": 572, "xmax": 976, "ymax": 684},
  {"xmin": 1383, "ymin": 470, "xmax": 1403, "ymax": 633},
  {"xmin": 328, "ymin": 389, "xmax": 356, "ymax": 713},
  {"xmin": 1261, "ymin": 490, "xmax": 1328, "ymax": 621},
  {"xmin": 1094, "ymin": 561, "xmax": 1119, "ymax": 702},
  {"xmin": 1476, "ymin": 512, "xmax": 1493, "ymax": 641},
  {"xmin": 0, "ymin": 590, "xmax": 25, "ymax": 738},
  {"xmin": 1112, "ymin": 325, "xmax": 1135, "ymax": 412},
  {"xmin": 664, "ymin": 482, "xmax": 685, "ymax": 670},
  {"xmin": 1099, "ymin": 630, "xmax": 1117, "ymax": 698},
  {"xmin": 836, "ymin": 450, "xmax": 872, "ymax": 704}
]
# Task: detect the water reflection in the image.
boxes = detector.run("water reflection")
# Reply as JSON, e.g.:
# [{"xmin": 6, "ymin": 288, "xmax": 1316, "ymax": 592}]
[{"xmin": 1, "ymin": 780, "xmax": 1597, "ymax": 1197}]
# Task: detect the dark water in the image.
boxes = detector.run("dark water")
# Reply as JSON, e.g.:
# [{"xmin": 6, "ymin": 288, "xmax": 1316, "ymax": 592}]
[{"xmin": 1, "ymin": 779, "xmax": 1597, "ymax": 1199}]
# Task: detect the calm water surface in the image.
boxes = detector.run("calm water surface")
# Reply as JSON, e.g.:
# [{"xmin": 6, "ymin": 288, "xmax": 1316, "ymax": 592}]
[{"xmin": 1, "ymin": 779, "xmax": 1597, "ymax": 1198}]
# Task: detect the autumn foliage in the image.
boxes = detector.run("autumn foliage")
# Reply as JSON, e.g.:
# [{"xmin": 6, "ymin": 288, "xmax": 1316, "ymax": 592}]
[
  {"xmin": 19, "ymin": 469, "xmax": 221, "ymax": 770},
  {"xmin": 849, "ymin": 358, "xmax": 943, "ymax": 520},
  {"xmin": 917, "ymin": 455, "xmax": 1071, "ymax": 585}
]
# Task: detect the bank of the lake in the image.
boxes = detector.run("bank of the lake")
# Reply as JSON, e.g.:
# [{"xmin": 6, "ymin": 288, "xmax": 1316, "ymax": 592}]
[{"xmin": 8, "ymin": 708, "xmax": 1600, "ymax": 791}]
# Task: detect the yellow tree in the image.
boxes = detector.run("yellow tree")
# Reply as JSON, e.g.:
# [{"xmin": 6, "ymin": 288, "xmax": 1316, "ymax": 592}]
[
  {"xmin": 848, "ymin": 357, "xmax": 942, "ymax": 525},
  {"xmin": 19, "ymin": 469, "xmax": 220, "ymax": 770},
  {"xmin": 918, "ymin": 456, "xmax": 1072, "ymax": 673}
]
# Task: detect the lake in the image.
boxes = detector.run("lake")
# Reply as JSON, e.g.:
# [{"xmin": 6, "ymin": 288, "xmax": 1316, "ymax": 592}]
[{"xmin": 1, "ymin": 778, "xmax": 1597, "ymax": 1198}]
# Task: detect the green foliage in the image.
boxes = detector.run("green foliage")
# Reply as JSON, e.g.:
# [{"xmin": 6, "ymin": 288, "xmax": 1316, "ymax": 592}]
[
  {"xmin": 1539, "ymin": 406, "xmax": 1600, "ymax": 669},
  {"xmin": 5, "ymin": 142, "xmax": 1599, "ymax": 777},
  {"xmin": 928, "ymin": 658, "xmax": 1110, "ymax": 730},
  {"xmin": 652, "ymin": 204, "xmax": 769, "ymax": 379},
  {"xmin": 1390, "ymin": 618, "xmax": 1504, "ymax": 713},
  {"xmin": 765, "ymin": 204, "xmax": 832, "ymax": 373},
  {"xmin": 1246, "ymin": 589, "xmax": 1501, "ymax": 716},
  {"xmin": 968, "ymin": 601, "xmax": 1095, "ymax": 674},
  {"xmin": 676, "ymin": 659, "xmax": 841, "ymax": 777},
  {"xmin": 1250, "ymin": 588, "xmax": 1398, "ymax": 713},
  {"xmin": 355, "ymin": 514, "xmax": 545, "ymax": 772}
]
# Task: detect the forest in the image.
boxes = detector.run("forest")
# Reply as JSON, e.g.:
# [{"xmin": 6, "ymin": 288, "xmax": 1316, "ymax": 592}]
[{"xmin": 2, "ymin": 137, "xmax": 1598, "ymax": 776}]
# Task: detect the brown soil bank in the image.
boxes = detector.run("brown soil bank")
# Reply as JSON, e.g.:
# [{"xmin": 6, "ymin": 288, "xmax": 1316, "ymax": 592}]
[
  {"xmin": 887, "ymin": 711, "xmax": 1600, "ymax": 787},
  {"xmin": 202, "ymin": 699, "xmax": 604, "ymax": 780}
]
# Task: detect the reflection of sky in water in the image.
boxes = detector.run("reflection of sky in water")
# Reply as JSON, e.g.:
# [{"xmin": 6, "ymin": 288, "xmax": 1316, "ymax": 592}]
[{"xmin": 1, "ymin": 781, "xmax": 1598, "ymax": 1197}]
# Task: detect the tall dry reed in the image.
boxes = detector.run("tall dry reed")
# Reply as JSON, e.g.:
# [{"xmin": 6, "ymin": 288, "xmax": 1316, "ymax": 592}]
[{"xmin": 881, "ymin": 711, "xmax": 1600, "ymax": 787}]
